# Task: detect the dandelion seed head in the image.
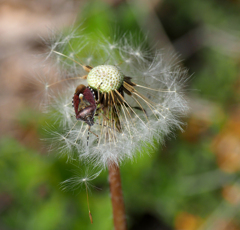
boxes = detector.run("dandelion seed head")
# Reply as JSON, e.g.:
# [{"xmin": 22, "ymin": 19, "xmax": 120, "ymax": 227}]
[{"xmin": 40, "ymin": 26, "xmax": 189, "ymax": 169}]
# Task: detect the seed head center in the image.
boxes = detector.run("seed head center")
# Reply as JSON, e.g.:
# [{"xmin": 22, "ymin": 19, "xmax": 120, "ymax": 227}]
[{"xmin": 87, "ymin": 65, "xmax": 124, "ymax": 93}]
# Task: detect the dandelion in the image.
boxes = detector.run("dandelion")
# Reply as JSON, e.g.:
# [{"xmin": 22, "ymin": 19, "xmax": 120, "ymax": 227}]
[{"xmin": 38, "ymin": 27, "xmax": 188, "ymax": 229}]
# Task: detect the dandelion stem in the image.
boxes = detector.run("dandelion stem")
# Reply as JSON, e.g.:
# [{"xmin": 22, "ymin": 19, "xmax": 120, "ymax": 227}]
[{"xmin": 108, "ymin": 161, "xmax": 127, "ymax": 230}]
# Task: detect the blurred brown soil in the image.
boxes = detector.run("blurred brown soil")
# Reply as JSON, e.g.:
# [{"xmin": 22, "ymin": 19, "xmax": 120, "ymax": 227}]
[
  {"xmin": 212, "ymin": 108, "xmax": 240, "ymax": 173},
  {"xmin": 0, "ymin": 0, "xmax": 81, "ymax": 147}
]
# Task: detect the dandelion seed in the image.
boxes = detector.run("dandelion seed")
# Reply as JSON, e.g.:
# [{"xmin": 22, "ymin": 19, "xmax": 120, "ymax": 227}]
[
  {"xmin": 60, "ymin": 168, "xmax": 102, "ymax": 224},
  {"xmin": 60, "ymin": 169, "xmax": 102, "ymax": 192}
]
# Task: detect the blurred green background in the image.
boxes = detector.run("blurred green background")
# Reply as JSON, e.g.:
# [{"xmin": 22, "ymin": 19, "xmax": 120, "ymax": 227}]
[{"xmin": 1, "ymin": 0, "xmax": 240, "ymax": 229}]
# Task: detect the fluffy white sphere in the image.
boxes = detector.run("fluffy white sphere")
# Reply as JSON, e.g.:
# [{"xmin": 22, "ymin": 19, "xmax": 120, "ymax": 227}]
[{"xmin": 41, "ymin": 28, "xmax": 189, "ymax": 168}]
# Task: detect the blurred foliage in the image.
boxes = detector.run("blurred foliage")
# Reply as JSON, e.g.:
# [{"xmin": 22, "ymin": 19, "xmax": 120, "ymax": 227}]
[{"xmin": 1, "ymin": 0, "xmax": 240, "ymax": 230}]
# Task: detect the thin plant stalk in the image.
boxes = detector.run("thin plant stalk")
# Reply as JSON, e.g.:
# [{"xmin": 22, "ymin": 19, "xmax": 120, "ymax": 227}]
[{"xmin": 108, "ymin": 161, "xmax": 127, "ymax": 230}]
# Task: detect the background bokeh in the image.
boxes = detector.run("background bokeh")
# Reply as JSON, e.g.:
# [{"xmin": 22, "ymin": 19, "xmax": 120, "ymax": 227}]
[{"xmin": 1, "ymin": 0, "xmax": 240, "ymax": 229}]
